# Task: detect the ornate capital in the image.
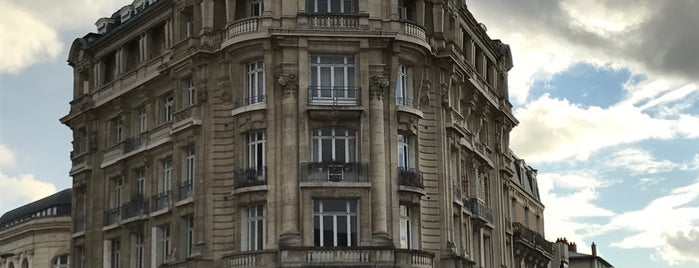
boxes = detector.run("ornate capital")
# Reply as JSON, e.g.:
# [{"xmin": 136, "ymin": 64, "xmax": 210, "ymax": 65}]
[
  {"xmin": 370, "ymin": 76, "xmax": 389, "ymax": 100},
  {"xmin": 277, "ymin": 74, "xmax": 298, "ymax": 98}
]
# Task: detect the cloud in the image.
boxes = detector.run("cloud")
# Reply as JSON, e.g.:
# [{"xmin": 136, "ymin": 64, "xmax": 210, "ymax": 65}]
[
  {"xmin": 0, "ymin": 143, "xmax": 16, "ymax": 167},
  {"xmin": 510, "ymin": 95, "xmax": 681, "ymax": 162},
  {"xmin": 0, "ymin": 171, "xmax": 57, "ymax": 216},
  {"xmin": 468, "ymin": 0, "xmax": 699, "ymax": 104},
  {"xmin": 0, "ymin": 0, "xmax": 129, "ymax": 73},
  {"xmin": 606, "ymin": 148, "xmax": 678, "ymax": 175},
  {"xmin": 603, "ymin": 180, "xmax": 699, "ymax": 265}
]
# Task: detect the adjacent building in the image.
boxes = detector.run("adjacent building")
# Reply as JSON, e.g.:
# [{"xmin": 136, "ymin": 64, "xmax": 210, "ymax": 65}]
[
  {"xmin": 0, "ymin": 189, "xmax": 72, "ymax": 268},
  {"xmin": 62, "ymin": 0, "xmax": 553, "ymax": 267}
]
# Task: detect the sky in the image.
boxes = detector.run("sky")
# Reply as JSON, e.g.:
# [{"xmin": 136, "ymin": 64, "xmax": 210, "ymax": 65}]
[{"xmin": 0, "ymin": 0, "xmax": 698, "ymax": 267}]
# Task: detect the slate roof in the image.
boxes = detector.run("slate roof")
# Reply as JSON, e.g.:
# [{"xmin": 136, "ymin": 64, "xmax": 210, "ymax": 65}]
[{"xmin": 0, "ymin": 188, "xmax": 72, "ymax": 228}]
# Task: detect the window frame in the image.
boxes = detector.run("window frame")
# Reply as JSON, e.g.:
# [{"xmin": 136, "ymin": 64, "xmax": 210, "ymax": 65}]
[
  {"xmin": 309, "ymin": 55, "xmax": 357, "ymax": 104},
  {"xmin": 311, "ymin": 128, "xmax": 356, "ymax": 163},
  {"xmin": 246, "ymin": 61, "xmax": 265, "ymax": 105},
  {"xmin": 307, "ymin": 0, "xmax": 355, "ymax": 14},
  {"xmin": 242, "ymin": 204, "xmax": 265, "ymax": 251},
  {"xmin": 161, "ymin": 94, "xmax": 174, "ymax": 123},
  {"xmin": 313, "ymin": 199, "xmax": 358, "ymax": 247}
]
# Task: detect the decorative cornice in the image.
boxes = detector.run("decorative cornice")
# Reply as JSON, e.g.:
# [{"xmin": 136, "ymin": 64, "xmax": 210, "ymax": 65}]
[
  {"xmin": 370, "ymin": 76, "xmax": 389, "ymax": 100},
  {"xmin": 278, "ymin": 74, "xmax": 297, "ymax": 98}
]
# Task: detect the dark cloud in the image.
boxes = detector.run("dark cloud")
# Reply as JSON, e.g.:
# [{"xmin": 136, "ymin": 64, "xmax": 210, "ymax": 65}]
[{"xmin": 468, "ymin": 0, "xmax": 699, "ymax": 84}]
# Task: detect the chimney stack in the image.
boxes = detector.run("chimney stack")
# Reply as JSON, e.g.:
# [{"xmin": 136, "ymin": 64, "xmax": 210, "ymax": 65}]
[
  {"xmin": 568, "ymin": 242, "xmax": 577, "ymax": 252},
  {"xmin": 591, "ymin": 242, "xmax": 597, "ymax": 256}
]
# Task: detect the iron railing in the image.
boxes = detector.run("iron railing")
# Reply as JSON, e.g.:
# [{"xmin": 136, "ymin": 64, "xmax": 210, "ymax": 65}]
[
  {"xmin": 512, "ymin": 222, "xmax": 554, "ymax": 255},
  {"xmin": 233, "ymin": 95, "xmax": 266, "ymax": 109},
  {"xmin": 152, "ymin": 191, "xmax": 171, "ymax": 211},
  {"xmin": 398, "ymin": 167, "xmax": 423, "ymax": 188},
  {"xmin": 234, "ymin": 166, "xmax": 267, "ymax": 188},
  {"xmin": 453, "ymin": 182, "xmax": 462, "ymax": 201},
  {"xmin": 123, "ymin": 135, "xmax": 144, "ymax": 153},
  {"xmin": 396, "ymin": 97, "xmax": 417, "ymax": 108},
  {"xmin": 308, "ymin": 86, "xmax": 361, "ymax": 106},
  {"xmin": 301, "ymin": 162, "xmax": 369, "ymax": 182},
  {"xmin": 465, "ymin": 198, "xmax": 493, "ymax": 223},
  {"xmin": 178, "ymin": 181, "xmax": 194, "ymax": 201},
  {"xmin": 121, "ymin": 196, "xmax": 149, "ymax": 219},
  {"xmin": 103, "ymin": 207, "xmax": 121, "ymax": 226}
]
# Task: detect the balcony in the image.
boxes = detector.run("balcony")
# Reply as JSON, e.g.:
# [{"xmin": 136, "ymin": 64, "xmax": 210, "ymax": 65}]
[
  {"xmin": 152, "ymin": 191, "xmax": 172, "ymax": 212},
  {"xmin": 301, "ymin": 162, "xmax": 369, "ymax": 184},
  {"xmin": 234, "ymin": 166, "xmax": 267, "ymax": 189},
  {"xmin": 453, "ymin": 183, "xmax": 463, "ymax": 203},
  {"xmin": 171, "ymin": 105, "xmax": 201, "ymax": 133},
  {"xmin": 279, "ymin": 247, "xmax": 434, "ymax": 268},
  {"xmin": 122, "ymin": 135, "xmax": 145, "ymax": 153},
  {"xmin": 225, "ymin": 250, "xmax": 278, "ymax": 267},
  {"xmin": 305, "ymin": 13, "xmax": 360, "ymax": 28},
  {"xmin": 512, "ymin": 222, "xmax": 554, "ymax": 260},
  {"xmin": 465, "ymin": 198, "xmax": 493, "ymax": 224},
  {"xmin": 178, "ymin": 181, "xmax": 194, "ymax": 201},
  {"xmin": 403, "ymin": 22, "xmax": 427, "ymax": 42},
  {"xmin": 218, "ymin": 18, "xmax": 259, "ymax": 43},
  {"xmin": 103, "ymin": 207, "xmax": 121, "ymax": 226},
  {"xmin": 308, "ymin": 86, "xmax": 361, "ymax": 107},
  {"xmin": 231, "ymin": 95, "xmax": 266, "ymax": 116},
  {"xmin": 121, "ymin": 196, "xmax": 149, "ymax": 220},
  {"xmin": 398, "ymin": 167, "xmax": 424, "ymax": 188}
]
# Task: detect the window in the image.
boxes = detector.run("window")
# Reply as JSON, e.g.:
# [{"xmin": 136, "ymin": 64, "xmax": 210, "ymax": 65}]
[
  {"xmin": 462, "ymin": 29, "xmax": 472, "ymax": 62},
  {"xmin": 453, "ymin": 215, "xmax": 461, "ymax": 253},
  {"xmin": 182, "ymin": 78, "xmax": 195, "ymax": 107},
  {"xmin": 75, "ymin": 246, "xmax": 85, "ymax": 268},
  {"xmin": 110, "ymin": 177, "xmax": 123, "ymax": 209},
  {"xmin": 483, "ymin": 235, "xmax": 493, "ymax": 268},
  {"xmin": 133, "ymin": 234, "xmax": 144, "ymax": 268},
  {"xmin": 157, "ymin": 225, "xmax": 171, "ymax": 265},
  {"xmin": 160, "ymin": 158, "xmax": 173, "ymax": 194},
  {"xmin": 397, "ymin": 134, "xmax": 412, "ymax": 169},
  {"xmin": 161, "ymin": 94, "xmax": 174, "ymax": 122},
  {"xmin": 246, "ymin": 61, "xmax": 265, "ymax": 105},
  {"xmin": 110, "ymin": 239, "xmax": 120, "ymax": 268},
  {"xmin": 311, "ymin": 128, "xmax": 356, "ymax": 163},
  {"xmin": 398, "ymin": 0, "xmax": 414, "ymax": 20},
  {"xmin": 307, "ymin": 0, "xmax": 354, "ymax": 14},
  {"xmin": 136, "ymin": 168, "xmax": 146, "ymax": 197},
  {"xmin": 309, "ymin": 55, "xmax": 357, "ymax": 105},
  {"xmin": 137, "ymin": 107, "xmax": 147, "ymax": 134},
  {"xmin": 242, "ymin": 204, "xmax": 265, "ymax": 251},
  {"xmin": 396, "ymin": 65, "xmax": 413, "ymax": 106},
  {"xmin": 75, "ymin": 128, "xmax": 88, "ymax": 154},
  {"xmin": 181, "ymin": 216, "xmax": 194, "ymax": 258},
  {"xmin": 247, "ymin": 131, "xmax": 265, "ymax": 171},
  {"xmin": 399, "ymin": 204, "xmax": 418, "ymax": 249},
  {"xmin": 109, "ymin": 117, "xmax": 123, "ymax": 145},
  {"xmin": 181, "ymin": 148, "xmax": 195, "ymax": 199},
  {"xmin": 313, "ymin": 199, "xmax": 357, "ymax": 247},
  {"xmin": 249, "ymin": 0, "xmax": 263, "ymax": 17},
  {"xmin": 53, "ymin": 255, "xmax": 69, "ymax": 268}
]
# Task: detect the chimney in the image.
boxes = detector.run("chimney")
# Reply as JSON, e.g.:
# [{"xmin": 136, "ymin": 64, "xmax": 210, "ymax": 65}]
[
  {"xmin": 568, "ymin": 242, "xmax": 577, "ymax": 253},
  {"xmin": 591, "ymin": 242, "xmax": 597, "ymax": 256}
]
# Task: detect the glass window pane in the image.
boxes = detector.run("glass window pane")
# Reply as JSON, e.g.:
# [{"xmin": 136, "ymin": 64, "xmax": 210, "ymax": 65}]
[
  {"xmin": 324, "ymin": 200, "xmax": 346, "ymax": 212},
  {"xmin": 313, "ymin": 139, "xmax": 320, "ymax": 162},
  {"xmin": 322, "ymin": 139, "xmax": 332, "ymax": 161},
  {"xmin": 347, "ymin": 67, "xmax": 355, "ymax": 87},
  {"xmin": 349, "ymin": 200, "xmax": 356, "ymax": 212},
  {"xmin": 335, "ymin": 139, "xmax": 345, "ymax": 162},
  {"xmin": 334, "ymin": 67, "xmax": 345, "ymax": 89},
  {"xmin": 311, "ymin": 66, "xmax": 318, "ymax": 87},
  {"xmin": 350, "ymin": 215, "xmax": 357, "ymax": 246},
  {"xmin": 348, "ymin": 139, "xmax": 355, "ymax": 162},
  {"xmin": 337, "ymin": 215, "xmax": 348, "ymax": 246},
  {"xmin": 257, "ymin": 220, "xmax": 264, "ymax": 249},
  {"xmin": 320, "ymin": 67, "xmax": 331, "ymax": 92},
  {"xmin": 318, "ymin": 0, "xmax": 328, "ymax": 13},
  {"xmin": 314, "ymin": 216, "xmax": 321, "ymax": 246},
  {"xmin": 323, "ymin": 215, "xmax": 333, "ymax": 247}
]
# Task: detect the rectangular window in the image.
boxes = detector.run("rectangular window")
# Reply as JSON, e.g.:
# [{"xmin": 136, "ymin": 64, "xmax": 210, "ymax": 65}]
[
  {"xmin": 243, "ymin": 204, "xmax": 265, "ymax": 251},
  {"xmin": 399, "ymin": 204, "xmax": 415, "ymax": 249},
  {"xmin": 157, "ymin": 225, "xmax": 171, "ymax": 265},
  {"xmin": 181, "ymin": 216, "xmax": 194, "ymax": 258},
  {"xmin": 398, "ymin": 0, "xmax": 414, "ymax": 20},
  {"xmin": 109, "ymin": 118, "xmax": 123, "ymax": 145},
  {"xmin": 397, "ymin": 134, "xmax": 412, "ymax": 169},
  {"xmin": 246, "ymin": 61, "xmax": 265, "ymax": 105},
  {"xmin": 161, "ymin": 94, "xmax": 174, "ymax": 122},
  {"xmin": 184, "ymin": 147, "xmax": 195, "ymax": 184},
  {"xmin": 313, "ymin": 199, "xmax": 358, "ymax": 247},
  {"xmin": 249, "ymin": 0, "xmax": 264, "ymax": 17},
  {"xmin": 136, "ymin": 168, "xmax": 146, "ymax": 197},
  {"xmin": 182, "ymin": 78, "xmax": 195, "ymax": 107},
  {"xmin": 160, "ymin": 158, "xmax": 173, "ymax": 193},
  {"xmin": 453, "ymin": 215, "xmax": 461, "ymax": 253},
  {"xmin": 311, "ymin": 128, "xmax": 356, "ymax": 163},
  {"xmin": 309, "ymin": 55, "xmax": 357, "ymax": 105},
  {"xmin": 462, "ymin": 29, "xmax": 472, "ymax": 62},
  {"xmin": 307, "ymin": 0, "xmax": 354, "ymax": 14},
  {"xmin": 75, "ymin": 128, "xmax": 88, "ymax": 153},
  {"xmin": 133, "ymin": 234, "xmax": 144, "ymax": 268},
  {"xmin": 137, "ymin": 107, "xmax": 147, "ymax": 134},
  {"xmin": 395, "ymin": 65, "xmax": 412, "ymax": 106},
  {"xmin": 111, "ymin": 239, "xmax": 120, "ymax": 268},
  {"xmin": 111, "ymin": 177, "xmax": 123, "ymax": 209},
  {"xmin": 247, "ymin": 131, "xmax": 265, "ymax": 170}
]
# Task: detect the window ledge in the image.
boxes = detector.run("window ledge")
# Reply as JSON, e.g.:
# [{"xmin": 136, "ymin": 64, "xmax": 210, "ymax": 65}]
[
  {"xmin": 300, "ymin": 181, "xmax": 371, "ymax": 188},
  {"xmin": 397, "ymin": 105, "xmax": 423, "ymax": 118},
  {"xmin": 232, "ymin": 102, "xmax": 266, "ymax": 117}
]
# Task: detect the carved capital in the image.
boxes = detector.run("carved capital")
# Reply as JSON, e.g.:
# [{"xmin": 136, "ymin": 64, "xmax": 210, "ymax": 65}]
[
  {"xmin": 277, "ymin": 74, "xmax": 298, "ymax": 98},
  {"xmin": 370, "ymin": 76, "xmax": 389, "ymax": 100}
]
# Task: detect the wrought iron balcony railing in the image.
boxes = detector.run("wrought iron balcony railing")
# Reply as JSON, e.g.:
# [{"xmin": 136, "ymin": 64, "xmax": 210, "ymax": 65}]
[
  {"xmin": 396, "ymin": 97, "xmax": 417, "ymax": 108},
  {"xmin": 178, "ymin": 181, "xmax": 194, "ymax": 201},
  {"xmin": 233, "ymin": 95, "xmax": 266, "ymax": 109},
  {"xmin": 465, "ymin": 198, "xmax": 493, "ymax": 223},
  {"xmin": 512, "ymin": 222, "xmax": 554, "ymax": 256},
  {"xmin": 301, "ymin": 162, "xmax": 369, "ymax": 183},
  {"xmin": 234, "ymin": 166, "xmax": 267, "ymax": 189},
  {"xmin": 122, "ymin": 135, "xmax": 144, "ymax": 153},
  {"xmin": 398, "ymin": 167, "xmax": 424, "ymax": 188},
  {"xmin": 152, "ymin": 191, "xmax": 172, "ymax": 211},
  {"xmin": 453, "ymin": 182, "xmax": 462, "ymax": 201},
  {"xmin": 121, "ymin": 196, "xmax": 149, "ymax": 219},
  {"xmin": 308, "ymin": 86, "xmax": 361, "ymax": 106},
  {"xmin": 103, "ymin": 207, "xmax": 121, "ymax": 226}
]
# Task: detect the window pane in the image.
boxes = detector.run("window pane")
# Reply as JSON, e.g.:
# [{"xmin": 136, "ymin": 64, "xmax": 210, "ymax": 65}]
[
  {"xmin": 314, "ymin": 216, "xmax": 321, "ymax": 246},
  {"xmin": 337, "ymin": 215, "xmax": 348, "ymax": 246},
  {"xmin": 320, "ymin": 67, "xmax": 331, "ymax": 90},
  {"xmin": 311, "ymin": 66, "xmax": 318, "ymax": 87},
  {"xmin": 348, "ymin": 139, "xmax": 356, "ymax": 162},
  {"xmin": 350, "ymin": 215, "xmax": 357, "ymax": 246},
  {"xmin": 313, "ymin": 139, "xmax": 320, "ymax": 162},
  {"xmin": 323, "ymin": 215, "xmax": 333, "ymax": 247},
  {"xmin": 333, "ymin": 67, "xmax": 345, "ymax": 89},
  {"xmin": 335, "ymin": 139, "xmax": 345, "ymax": 162},
  {"xmin": 257, "ymin": 220, "xmax": 264, "ymax": 249},
  {"xmin": 323, "ymin": 200, "xmax": 346, "ymax": 212},
  {"xmin": 322, "ymin": 139, "xmax": 332, "ymax": 162}
]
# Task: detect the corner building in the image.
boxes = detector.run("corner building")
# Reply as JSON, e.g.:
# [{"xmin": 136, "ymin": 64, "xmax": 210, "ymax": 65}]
[{"xmin": 62, "ymin": 0, "xmax": 552, "ymax": 267}]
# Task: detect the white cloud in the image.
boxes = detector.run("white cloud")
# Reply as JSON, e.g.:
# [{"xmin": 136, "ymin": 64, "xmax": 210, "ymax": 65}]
[
  {"xmin": 606, "ymin": 148, "xmax": 678, "ymax": 175},
  {"xmin": 0, "ymin": 143, "xmax": 16, "ymax": 167},
  {"xmin": 0, "ymin": 0, "xmax": 130, "ymax": 73},
  {"xmin": 602, "ymin": 180, "xmax": 699, "ymax": 265},
  {"xmin": 0, "ymin": 170, "xmax": 57, "ymax": 215}
]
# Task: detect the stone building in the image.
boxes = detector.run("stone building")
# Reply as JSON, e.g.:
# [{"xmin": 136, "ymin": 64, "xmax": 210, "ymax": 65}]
[
  {"xmin": 0, "ymin": 189, "xmax": 72, "ymax": 268},
  {"xmin": 62, "ymin": 0, "xmax": 552, "ymax": 267}
]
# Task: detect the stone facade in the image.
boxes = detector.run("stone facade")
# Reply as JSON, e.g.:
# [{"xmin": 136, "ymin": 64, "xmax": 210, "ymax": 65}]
[{"xmin": 62, "ymin": 0, "xmax": 551, "ymax": 267}]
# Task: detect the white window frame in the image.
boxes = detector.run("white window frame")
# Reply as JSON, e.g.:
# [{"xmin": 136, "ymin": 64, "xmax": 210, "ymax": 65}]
[
  {"xmin": 137, "ymin": 107, "xmax": 147, "ymax": 134},
  {"xmin": 158, "ymin": 225, "xmax": 171, "ymax": 265},
  {"xmin": 133, "ymin": 234, "xmax": 144, "ymax": 268},
  {"xmin": 136, "ymin": 168, "xmax": 146, "ymax": 197},
  {"xmin": 311, "ymin": 128, "xmax": 356, "ymax": 163},
  {"xmin": 182, "ymin": 216, "xmax": 194, "ymax": 257},
  {"xmin": 247, "ymin": 61, "xmax": 265, "ymax": 105},
  {"xmin": 247, "ymin": 131, "xmax": 266, "ymax": 170},
  {"xmin": 184, "ymin": 147, "xmax": 196, "ymax": 185},
  {"xmin": 309, "ymin": 55, "xmax": 356, "ymax": 104},
  {"xmin": 308, "ymin": 0, "xmax": 354, "ymax": 14},
  {"xmin": 183, "ymin": 78, "xmax": 195, "ymax": 107},
  {"xmin": 397, "ymin": 134, "xmax": 413, "ymax": 169},
  {"xmin": 111, "ymin": 177, "xmax": 123, "ymax": 209},
  {"xmin": 399, "ymin": 204, "xmax": 412, "ymax": 249},
  {"xmin": 160, "ymin": 158, "xmax": 173, "ymax": 194},
  {"xmin": 53, "ymin": 255, "xmax": 69, "ymax": 268},
  {"xmin": 249, "ymin": 0, "xmax": 264, "ymax": 17},
  {"xmin": 396, "ymin": 65, "xmax": 413, "ymax": 106},
  {"xmin": 313, "ymin": 199, "xmax": 358, "ymax": 247},
  {"xmin": 111, "ymin": 239, "xmax": 120, "ymax": 268},
  {"xmin": 110, "ymin": 118, "xmax": 123, "ymax": 144},
  {"xmin": 162, "ymin": 94, "xmax": 174, "ymax": 122},
  {"xmin": 242, "ymin": 204, "xmax": 265, "ymax": 251}
]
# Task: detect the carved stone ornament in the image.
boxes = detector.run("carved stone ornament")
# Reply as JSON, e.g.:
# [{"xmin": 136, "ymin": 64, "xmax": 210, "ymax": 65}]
[
  {"xmin": 278, "ymin": 74, "xmax": 298, "ymax": 97},
  {"xmin": 370, "ymin": 76, "xmax": 389, "ymax": 100},
  {"xmin": 197, "ymin": 88, "xmax": 208, "ymax": 103}
]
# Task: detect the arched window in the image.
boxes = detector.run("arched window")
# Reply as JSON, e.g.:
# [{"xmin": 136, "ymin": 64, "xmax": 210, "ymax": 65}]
[
  {"xmin": 8, "ymin": 262, "xmax": 15, "ymax": 268},
  {"xmin": 52, "ymin": 255, "xmax": 69, "ymax": 268}
]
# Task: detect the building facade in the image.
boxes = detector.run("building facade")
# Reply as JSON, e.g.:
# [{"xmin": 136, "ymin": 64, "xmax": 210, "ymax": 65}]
[
  {"xmin": 62, "ymin": 0, "xmax": 552, "ymax": 267},
  {"xmin": 0, "ymin": 189, "xmax": 72, "ymax": 268}
]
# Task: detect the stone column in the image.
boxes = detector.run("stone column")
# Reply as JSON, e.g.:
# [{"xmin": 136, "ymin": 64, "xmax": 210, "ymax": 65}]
[
  {"xmin": 201, "ymin": 0, "xmax": 214, "ymax": 32},
  {"xmin": 278, "ymin": 74, "xmax": 301, "ymax": 247},
  {"xmin": 225, "ymin": 0, "xmax": 235, "ymax": 24},
  {"xmin": 369, "ymin": 76, "xmax": 392, "ymax": 246}
]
